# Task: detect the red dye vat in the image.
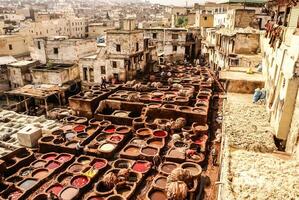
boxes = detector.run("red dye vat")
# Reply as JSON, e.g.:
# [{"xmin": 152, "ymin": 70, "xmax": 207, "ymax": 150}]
[
  {"xmin": 132, "ymin": 162, "xmax": 150, "ymax": 173},
  {"xmin": 152, "ymin": 97, "xmax": 161, "ymax": 101},
  {"xmin": 105, "ymin": 128, "xmax": 115, "ymax": 133},
  {"xmin": 57, "ymin": 154, "xmax": 71, "ymax": 162},
  {"xmin": 46, "ymin": 161, "xmax": 61, "ymax": 169},
  {"xmin": 153, "ymin": 130, "xmax": 167, "ymax": 138},
  {"xmin": 93, "ymin": 160, "xmax": 106, "ymax": 169},
  {"xmin": 47, "ymin": 184, "xmax": 63, "ymax": 196},
  {"xmin": 71, "ymin": 176, "xmax": 89, "ymax": 188},
  {"xmin": 110, "ymin": 135, "xmax": 121, "ymax": 142},
  {"xmin": 74, "ymin": 125, "xmax": 86, "ymax": 133},
  {"xmin": 9, "ymin": 190, "xmax": 22, "ymax": 200},
  {"xmin": 43, "ymin": 154, "xmax": 57, "ymax": 161}
]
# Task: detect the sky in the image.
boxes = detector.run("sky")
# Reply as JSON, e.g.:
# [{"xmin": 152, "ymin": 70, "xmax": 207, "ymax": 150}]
[{"xmin": 149, "ymin": 0, "xmax": 206, "ymax": 6}]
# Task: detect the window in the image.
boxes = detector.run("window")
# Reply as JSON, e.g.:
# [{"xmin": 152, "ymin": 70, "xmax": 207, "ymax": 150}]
[
  {"xmin": 83, "ymin": 67, "xmax": 88, "ymax": 81},
  {"xmin": 172, "ymin": 34, "xmax": 178, "ymax": 39},
  {"xmin": 173, "ymin": 45, "xmax": 177, "ymax": 52},
  {"xmin": 101, "ymin": 66, "xmax": 106, "ymax": 74},
  {"xmin": 89, "ymin": 68, "xmax": 94, "ymax": 82},
  {"xmin": 37, "ymin": 41, "xmax": 41, "ymax": 49},
  {"xmin": 8, "ymin": 44, "xmax": 12, "ymax": 50},
  {"xmin": 112, "ymin": 61, "xmax": 117, "ymax": 68},
  {"xmin": 53, "ymin": 48, "xmax": 59, "ymax": 54},
  {"xmin": 136, "ymin": 42, "xmax": 139, "ymax": 51},
  {"xmin": 116, "ymin": 44, "xmax": 121, "ymax": 52},
  {"xmin": 153, "ymin": 33, "xmax": 157, "ymax": 39},
  {"xmin": 204, "ymin": 16, "xmax": 208, "ymax": 20}
]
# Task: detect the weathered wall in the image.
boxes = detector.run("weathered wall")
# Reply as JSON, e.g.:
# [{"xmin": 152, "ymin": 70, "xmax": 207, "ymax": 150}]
[
  {"xmin": 0, "ymin": 35, "xmax": 29, "ymax": 57},
  {"xmin": 199, "ymin": 14, "xmax": 214, "ymax": 28},
  {"xmin": 234, "ymin": 33, "xmax": 260, "ymax": 54}
]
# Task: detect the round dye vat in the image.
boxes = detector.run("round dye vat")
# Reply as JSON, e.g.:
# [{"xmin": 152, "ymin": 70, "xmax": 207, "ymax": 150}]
[
  {"xmin": 153, "ymin": 130, "xmax": 167, "ymax": 138},
  {"xmin": 32, "ymin": 160, "xmax": 47, "ymax": 168},
  {"xmin": 42, "ymin": 153, "xmax": 57, "ymax": 161},
  {"xmin": 141, "ymin": 147, "xmax": 158, "ymax": 156},
  {"xmin": 46, "ymin": 161, "xmax": 61, "ymax": 169},
  {"xmin": 113, "ymin": 111, "xmax": 128, "ymax": 117},
  {"xmin": 109, "ymin": 135, "xmax": 122, "ymax": 142},
  {"xmin": 86, "ymin": 127, "xmax": 96, "ymax": 135},
  {"xmin": 32, "ymin": 169, "xmax": 49, "ymax": 179},
  {"xmin": 116, "ymin": 126, "xmax": 130, "ymax": 134},
  {"xmin": 69, "ymin": 164, "xmax": 83, "ymax": 173},
  {"xmin": 46, "ymin": 184, "xmax": 63, "ymax": 196},
  {"xmin": 103, "ymin": 126, "xmax": 116, "ymax": 134},
  {"xmin": 92, "ymin": 159, "xmax": 106, "ymax": 170},
  {"xmin": 20, "ymin": 168, "xmax": 32, "ymax": 176},
  {"xmin": 56, "ymin": 154, "xmax": 72, "ymax": 163},
  {"xmin": 78, "ymin": 157, "xmax": 91, "ymax": 165},
  {"xmin": 132, "ymin": 161, "xmax": 150, "ymax": 173},
  {"xmin": 161, "ymin": 163, "xmax": 177, "ymax": 174},
  {"xmin": 59, "ymin": 186, "xmax": 79, "ymax": 200},
  {"xmin": 149, "ymin": 190, "xmax": 167, "ymax": 200},
  {"xmin": 116, "ymin": 185, "xmax": 131, "ymax": 197},
  {"xmin": 99, "ymin": 143, "xmax": 115, "ymax": 152},
  {"xmin": 61, "ymin": 125, "xmax": 73, "ymax": 132},
  {"xmin": 181, "ymin": 162, "xmax": 202, "ymax": 177},
  {"xmin": 66, "ymin": 141, "xmax": 77, "ymax": 148},
  {"xmin": 71, "ymin": 175, "xmax": 89, "ymax": 188},
  {"xmin": 136, "ymin": 128, "xmax": 152, "ymax": 137},
  {"xmin": 88, "ymin": 196, "xmax": 105, "ymax": 200},
  {"xmin": 124, "ymin": 146, "xmax": 140, "ymax": 156},
  {"xmin": 73, "ymin": 125, "xmax": 86, "ymax": 133},
  {"xmin": 8, "ymin": 190, "xmax": 23, "ymax": 200},
  {"xmin": 131, "ymin": 138, "xmax": 145, "ymax": 145},
  {"xmin": 154, "ymin": 177, "xmax": 167, "ymax": 189},
  {"xmin": 6, "ymin": 176, "xmax": 23, "ymax": 183},
  {"xmin": 19, "ymin": 179, "xmax": 37, "ymax": 190},
  {"xmin": 65, "ymin": 132, "xmax": 76, "ymax": 140}
]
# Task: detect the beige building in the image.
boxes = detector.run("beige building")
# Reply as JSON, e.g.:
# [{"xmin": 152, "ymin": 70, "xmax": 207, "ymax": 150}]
[
  {"xmin": 7, "ymin": 60, "xmax": 37, "ymax": 88},
  {"xmin": 79, "ymin": 19, "xmax": 158, "ymax": 84},
  {"xmin": 87, "ymin": 23, "xmax": 114, "ymax": 38},
  {"xmin": 0, "ymin": 35, "xmax": 30, "ymax": 58},
  {"xmin": 261, "ymin": 4, "xmax": 299, "ymax": 157},
  {"xmin": 30, "ymin": 36, "xmax": 97, "ymax": 64}
]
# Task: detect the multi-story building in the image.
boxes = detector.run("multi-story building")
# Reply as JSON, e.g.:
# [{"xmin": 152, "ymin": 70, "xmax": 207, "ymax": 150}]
[
  {"xmin": 261, "ymin": 1, "xmax": 299, "ymax": 157},
  {"xmin": 30, "ymin": 36, "xmax": 97, "ymax": 64},
  {"xmin": 79, "ymin": 18, "xmax": 157, "ymax": 83}
]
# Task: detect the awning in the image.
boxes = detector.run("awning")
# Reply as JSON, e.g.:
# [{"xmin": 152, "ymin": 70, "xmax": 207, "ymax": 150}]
[{"xmin": 0, "ymin": 56, "xmax": 17, "ymax": 65}]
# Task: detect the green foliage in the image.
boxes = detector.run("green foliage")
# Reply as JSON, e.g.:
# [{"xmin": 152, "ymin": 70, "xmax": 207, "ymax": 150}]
[{"xmin": 176, "ymin": 16, "xmax": 188, "ymax": 27}]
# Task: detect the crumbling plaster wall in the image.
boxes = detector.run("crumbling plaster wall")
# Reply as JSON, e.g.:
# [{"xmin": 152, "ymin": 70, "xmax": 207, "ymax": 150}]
[{"xmin": 234, "ymin": 33, "xmax": 260, "ymax": 54}]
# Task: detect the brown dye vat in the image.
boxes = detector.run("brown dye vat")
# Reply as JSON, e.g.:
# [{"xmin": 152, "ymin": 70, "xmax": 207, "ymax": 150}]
[
  {"xmin": 96, "ymin": 181, "xmax": 114, "ymax": 196},
  {"xmin": 57, "ymin": 172, "xmax": 73, "ymax": 183},
  {"xmin": 66, "ymin": 141, "xmax": 78, "ymax": 148},
  {"xmin": 89, "ymin": 118, "xmax": 102, "ymax": 126},
  {"xmin": 31, "ymin": 160, "xmax": 47, "ymax": 168},
  {"xmin": 115, "ymin": 126, "xmax": 131, "ymax": 135},
  {"xmin": 33, "ymin": 193, "xmax": 48, "ymax": 200},
  {"xmin": 99, "ymin": 120, "xmax": 112, "ymax": 128},
  {"xmin": 59, "ymin": 186, "xmax": 79, "ymax": 200},
  {"xmin": 153, "ymin": 176, "xmax": 167, "ymax": 189},
  {"xmin": 178, "ymin": 106, "xmax": 192, "ymax": 112},
  {"xmin": 5, "ymin": 158, "xmax": 16, "ymax": 167},
  {"xmin": 40, "ymin": 136, "xmax": 54, "ymax": 143},
  {"xmin": 147, "ymin": 138, "xmax": 164, "ymax": 148},
  {"xmin": 6, "ymin": 176, "xmax": 23, "ymax": 183},
  {"xmin": 147, "ymin": 103, "xmax": 161, "ymax": 108},
  {"xmin": 115, "ymin": 183, "xmax": 133, "ymax": 197},
  {"xmin": 182, "ymin": 126, "xmax": 192, "ymax": 134},
  {"xmin": 168, "ymin": 149, "xmax": 185, "ymax": 160},
  {"xmin": 107, "ymin": 194, "xmax": 125, "ymax": 200},
  {"xmin": 32, "ymin": 169, "xmax": 49, "ymax": 179},
  {"xmin": 77, "ymin": 132, "xmax": 89, "ymax": 139},
  {"xmin": 18, "ymin": 178, "xmax": 37, "ymax": 190},
  {"xmin": 108, "ymin": 135, "xmax": 123, "ymax": 143},
  {"xmin": 68, "ymin": 164, "xmax": 83, "ymax": 173},
  {"xmin": 113, "ymin": 159, "xmax": 131, "ymax": 169},
  {"xmin": 74, "ymin": 117, "xmax": 88, "ymax": 124},
  {"xmin": 124, "ymin": 145, "xmax": 140, "ymax": 156},
  {"xmin": 131, "ymin": 138, "xmax": 146, "ymax": 146},
  {"xmin": 192, "ymin": 123, "xmax": 209, "ymax": 135},
  {"xmin": 162, "ymin": 104, "xmax": 177, "ymax": 109},
  {"xmin": 181, "ymin": 162, "xmax": 202, "ymax": 177},
  {"xmin": 136, "ymin": 128, "xmax": 152, "ymax": 137},
  {"xmin": 160, "ymin": 162, "xmax": 177, "ymax": 174},
  {"xmin": 77, "ymin": 156, "xmax": 91, "ymax": 165},
  {"xmin": 192, "ymin": 107, "xmax": 207, "ymax": 114},
  {"xmin": 148, "ymin": 189, "xmax": 167, "ymax": 200},
  {"xmin": 15, "ymin": 150, "xmax": 30, "ymax": 159},
  {"xmin": 141, "ymin": 146, "xmax": 158, "ymax": 156},
  {"xmin": 53, "ymin": 138, "xmax": 64, "ymax": 144},
  {"xmin": 133, "ymin": 117, "xmax": 145, "ymax": 130},
  {"xmin": 86, "ymin": 126, "xmax": 97, "ymax": 135},
  {"xmin": 42, "ymin": 153, "xmax": 57, "ymax": 161}
]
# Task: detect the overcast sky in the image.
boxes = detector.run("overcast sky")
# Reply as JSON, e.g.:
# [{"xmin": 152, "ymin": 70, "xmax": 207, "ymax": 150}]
[{"xmin": 149, "ymin": 0, "xmax": 206, "ymax": 6}]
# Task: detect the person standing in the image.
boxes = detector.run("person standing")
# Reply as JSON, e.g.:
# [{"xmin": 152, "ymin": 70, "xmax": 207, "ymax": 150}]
[{"xmin": 211, "ymin": 146, "xmax": 218, "ymax": 166}]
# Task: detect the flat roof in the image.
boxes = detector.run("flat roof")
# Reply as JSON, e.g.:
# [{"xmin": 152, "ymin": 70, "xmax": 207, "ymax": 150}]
[
  {"xmin": 9, "ymin": 60, "xmax": 37, "ymax": 67},
  {"xmin": 0, "ymin": 56, "xmax": 17, "ymax": 65}
]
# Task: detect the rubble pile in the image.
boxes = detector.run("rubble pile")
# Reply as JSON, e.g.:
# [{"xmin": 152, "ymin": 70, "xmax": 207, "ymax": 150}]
[
  {"xmin": 223, "ymin": 149, "xmax": 299, "ymax": 200},
  {"xmin": 223, "ymin": 101, "xmax": 277, "ymax": 153}
]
